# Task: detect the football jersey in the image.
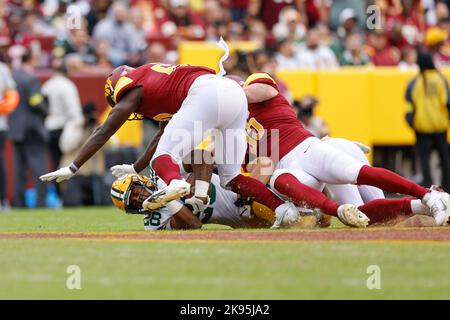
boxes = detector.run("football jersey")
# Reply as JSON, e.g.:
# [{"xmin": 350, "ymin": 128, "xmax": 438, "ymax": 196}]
[
  {"xmin": 144, "ymin": 174, "xmax": 251, "ymax": 230},
  {"xmin": 245, "ymin": 73, "xmax": 313, "ymax": 163},
  {"xmin": 113, "ymin": 63, "xmax": 215, "ymax": 121}
]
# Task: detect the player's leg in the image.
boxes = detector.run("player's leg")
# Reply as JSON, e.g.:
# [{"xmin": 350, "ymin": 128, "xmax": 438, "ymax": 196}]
[
  {"xmin": 434, "ymin": 132, "xmax": 450, "ymax": 190},
  {"xmin": 181, "ymin": 149, "xmax": 216, "ymax": 212},
  {"xmin": 415, "ymin": 132, "xmax": 433, "ymax": 187},
  {"xmin": 149, "ymin": 77, "xmax": 221, "ymax": 209},
  {"xmin": 319, "ymin": 137, "xmax": 436, "ymax": 224},
  {"xmin": 358, "ymin": 185, "xmax": 385, "ymax": 203},
  {"xmin": 214, "ymin": 77, "xmax": 300, "ymax": 228},
  {"xmin": 270, "ymin": 169, "xmax": 369, "ymax": 227},
  {"xmin": 322, "ymin": 137, "xmax": 387, "ymax": 203},
  {"xmin": 12, "ymin": 142, "xmax": 26, "ymax": 207},
  {"xmin": 292, "ymin": 137, "xmax": 450, "ymax": 225},
  {"xmin": 326, "ymin": 184, "xmax": 365, "ymax": 206}
]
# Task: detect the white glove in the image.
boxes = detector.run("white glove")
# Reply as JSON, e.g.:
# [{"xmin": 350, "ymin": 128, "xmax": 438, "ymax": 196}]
[
  {"xmin": 185, "ymin": 196, "xmax": 210, "ymax": 214},
  {"xmin": 40, "ymin": 167, "xmax": 75, "ymax": 183},
  {"xmin": 110, "ymin": 164, "xmax": 136, "ymax": 178}
]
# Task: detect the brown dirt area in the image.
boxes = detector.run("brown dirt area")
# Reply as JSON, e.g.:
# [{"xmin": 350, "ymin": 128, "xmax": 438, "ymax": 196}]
[{"xmin": 1, "ymin": 226, "xmax": 450, "ymax": 242}]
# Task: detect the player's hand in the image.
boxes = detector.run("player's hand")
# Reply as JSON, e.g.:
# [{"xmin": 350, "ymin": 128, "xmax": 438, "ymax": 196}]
[
  {"xmin": 185, "ymin": 196, "xmax": 210, "ymax": 214},
  {"xmin": 40, "ymin": 167, "xmax": 74, "ymax": 183},
  {"xmin": 352, "ymin": 140, "xmax": 371, "ymax": 154},
  {"xmin": 110, "ymin": 164, "xmax": 136, "ymax": 178}
]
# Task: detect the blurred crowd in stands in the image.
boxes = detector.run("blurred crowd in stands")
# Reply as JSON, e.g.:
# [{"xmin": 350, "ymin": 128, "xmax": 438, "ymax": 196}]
[
  {"xmin": 1, "ymin": 0, "xmax": 450, "ymax": 73},
  {"xmin": 1, "ymin": 0, "xmax": 450, "ymax": 209}
]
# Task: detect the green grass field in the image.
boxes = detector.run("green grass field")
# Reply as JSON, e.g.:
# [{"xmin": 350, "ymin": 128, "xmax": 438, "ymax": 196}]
[{"xmin": 1, "ymin": 207, "xmax": 449, "ymax": 299}]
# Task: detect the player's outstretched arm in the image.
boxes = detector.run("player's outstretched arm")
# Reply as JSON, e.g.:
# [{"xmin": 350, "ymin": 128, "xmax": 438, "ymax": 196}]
[
  {"xmin": 41, "ymin": 87, "xmax": 143, "ymax": 183},
  {"xmin": 169, "ymin": 205, "xmax": 202, "ymax": 230}
]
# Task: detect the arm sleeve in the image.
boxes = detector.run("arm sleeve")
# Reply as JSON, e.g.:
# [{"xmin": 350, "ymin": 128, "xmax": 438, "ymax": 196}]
[{"xmin": 113, "ymin": 76, "xmax": 136, "ymax": 105}]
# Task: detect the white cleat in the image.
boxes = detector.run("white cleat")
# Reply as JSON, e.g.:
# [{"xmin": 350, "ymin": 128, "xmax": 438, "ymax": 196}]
[
  {"xmin": 337, "ymin": 204, "xmax": 370, "ymax": 228},
  {"xmin": 142, "ymin": 179, "xmax": 190, "ymax": 211},
  {"xmin": 423, "ymin": 191, "xmax": 450, "ymax": 226},
  {"xmin": 271, "ymin": 202, "xmax": 300, "ymax": 229}
]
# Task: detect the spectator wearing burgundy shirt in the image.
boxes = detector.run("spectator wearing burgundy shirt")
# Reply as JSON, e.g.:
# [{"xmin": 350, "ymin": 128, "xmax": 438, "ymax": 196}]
[
  {"xmin": 368, "ymin": 30, "xmax": 400, "ymax": 66},
  {"xmin": 248, "ymin": 0, "xmax": 303, "ymax": 30}
]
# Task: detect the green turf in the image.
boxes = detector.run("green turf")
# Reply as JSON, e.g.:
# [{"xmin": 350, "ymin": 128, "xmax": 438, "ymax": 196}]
[{"xmin": 0, "ymin": 207, "xmax": 449, "ymax": 299}]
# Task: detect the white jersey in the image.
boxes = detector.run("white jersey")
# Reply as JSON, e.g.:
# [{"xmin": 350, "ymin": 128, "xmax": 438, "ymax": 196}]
[{"xmin": 144, "ymin": 174, "xmax": 251, "ymax": 230}]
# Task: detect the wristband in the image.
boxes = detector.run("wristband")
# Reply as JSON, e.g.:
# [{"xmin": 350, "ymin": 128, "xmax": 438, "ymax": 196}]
[
  {"xmin": 166, "ymin": 200, "xmax": 184, "ymax": 215},
  {"xmin": 194, "ymin": 180, "xmax": 210, "ymax": 198},
  {"xmin": 69, "ymin": 162, "xmax": 79, "ymax": 173}
]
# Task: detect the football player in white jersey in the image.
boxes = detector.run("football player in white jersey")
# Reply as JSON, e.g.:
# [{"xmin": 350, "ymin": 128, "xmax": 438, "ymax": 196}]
[{"xmin": 111, "ymin": 171, "xmax": 273, "ymax": 230}]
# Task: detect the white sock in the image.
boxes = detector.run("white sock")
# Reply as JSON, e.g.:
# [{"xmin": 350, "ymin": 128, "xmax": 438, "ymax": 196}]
[
  {"xmin": 194, "ymin": 180, "xmax": 210, "ymax": 199},
  {"xmin": 411, "ymin": 199, "xmax": 431, "ymax": 215}
]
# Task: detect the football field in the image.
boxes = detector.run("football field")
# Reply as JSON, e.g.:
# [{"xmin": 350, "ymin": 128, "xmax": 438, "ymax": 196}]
[{"xmin": 1, "ymin": 207, "xmax": 449, "ymax": 299}]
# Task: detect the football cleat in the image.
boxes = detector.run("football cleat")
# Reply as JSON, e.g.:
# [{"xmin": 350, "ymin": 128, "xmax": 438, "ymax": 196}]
[
  {"xmin": 422, "ymin": 190, "xmax": 450, "ymax": 226},
  {"xmin": 337, "ymin": 204, "xmax": 369, "ymax": 228},
  {"xmin": 142, "ymin": 179, "xmax": 190, "ymax": 211}
]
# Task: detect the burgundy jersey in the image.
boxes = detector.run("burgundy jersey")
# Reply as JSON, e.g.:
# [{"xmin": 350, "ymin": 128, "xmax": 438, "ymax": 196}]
[
  {"xmin": 113, "ymin": 63, "xmax": 215, "ymax": 121},
  {"xmin": 259, "ymin": 0, "xmax": 296, "ymax": 30},
  {"xmin": 245, "ymin": 73, "xmax": 313, "ymax": 162}
]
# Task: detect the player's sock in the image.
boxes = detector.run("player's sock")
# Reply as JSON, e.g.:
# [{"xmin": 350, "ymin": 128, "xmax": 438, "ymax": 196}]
[
  {"xmin": 152, "ymin": 155, "xmax": 182, "ymax": 184},
  {"xmin": 358, "ymin": 198, "xmax": 413, "ymax": 224},
  {"xmin": 410, "ymin": 198, "xmax": 431, "ymax": 215},
  {"xmin": 356, "ymin": 165, "xmax": 429, "ymax": 199},
  {"xmin": 273, "ymin": 173, "xmax": 339, "ymax": 216},
  {"xmin": 229, "ymin": 174, "xmax": 283, "ymax": 211}
]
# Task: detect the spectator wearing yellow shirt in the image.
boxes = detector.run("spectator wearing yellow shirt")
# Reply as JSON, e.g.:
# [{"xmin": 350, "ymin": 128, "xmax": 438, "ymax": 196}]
[{"xmin": 405, "ymin": 52, "xmax": 450, "ymax": 190}]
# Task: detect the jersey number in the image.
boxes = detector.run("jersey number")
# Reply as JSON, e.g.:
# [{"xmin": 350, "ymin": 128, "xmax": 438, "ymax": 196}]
[
  {"xmin": 150, "ymin": 63, "xmax": 189, "ymax": 75},
  {"xmin": 149, "ymin": 212, "xmax": 162, "ymax": 226},
  {"xmin": 246, "ymin": 117, "xmax": 265, "ymax": 156}
]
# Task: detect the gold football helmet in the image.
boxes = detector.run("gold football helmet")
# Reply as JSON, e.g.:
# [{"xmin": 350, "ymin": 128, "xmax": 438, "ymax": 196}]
[{"xmin": 111, "ymin": 174, "xmax": 157, "ymax": 214}]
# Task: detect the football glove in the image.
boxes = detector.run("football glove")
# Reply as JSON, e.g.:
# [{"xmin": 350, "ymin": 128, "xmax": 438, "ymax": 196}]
[
  {"xmin": 40, "ymin": 167, "xmax": 74, "ymax": 183},
  {"xmin": 185, "ymin": 196, "xmax": 210, "ymax": 214}
]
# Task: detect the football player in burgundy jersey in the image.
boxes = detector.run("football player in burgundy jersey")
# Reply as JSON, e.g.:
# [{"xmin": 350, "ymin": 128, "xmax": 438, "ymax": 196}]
[
  {"xmin": 40, "ymin": 48, "xmax": 300, "ymax": 228},
  {"xmin": 239, "ymin": 72, "xmax": 450, "ymax": 226}
]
